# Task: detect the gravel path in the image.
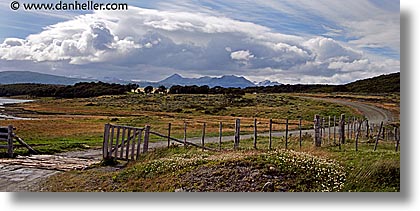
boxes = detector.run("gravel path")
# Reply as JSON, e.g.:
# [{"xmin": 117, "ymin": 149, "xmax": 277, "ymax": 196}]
[
  {"xmin": 299, "ymin": 96, "xmax": 395, "ymax": 124},
  {"xmin": 0, "ymin": 96, "xmax": 395, "ymax": 192}
]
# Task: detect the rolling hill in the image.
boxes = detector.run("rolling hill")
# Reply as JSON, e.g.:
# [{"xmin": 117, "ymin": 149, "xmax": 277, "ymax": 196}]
[
  {"xmin": 344, "ymin": 72, "xmax": 400, "ymax": 93},
  {"xmin": 0, "ymin": 71, "xmax": 93, "ymax": 85}
]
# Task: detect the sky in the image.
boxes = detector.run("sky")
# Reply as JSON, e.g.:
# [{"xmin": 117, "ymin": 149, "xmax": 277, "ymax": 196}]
[{"xmin": 0, "ymin": 0, "xmax": 400, "ymax": 84}]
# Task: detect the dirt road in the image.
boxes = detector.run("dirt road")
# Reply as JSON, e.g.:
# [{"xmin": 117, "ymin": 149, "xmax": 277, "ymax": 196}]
[
  {"xmin": 299, "ymin": 96, "xmax": 395, "ymax": 124},
  {"xmin": 0, "ymin": 150, "xmax": 102, "ymax": 192}
]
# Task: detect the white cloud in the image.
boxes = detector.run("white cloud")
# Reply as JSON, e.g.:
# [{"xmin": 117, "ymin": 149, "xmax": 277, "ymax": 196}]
[
  {"xmin": 230, "ymin": 50, "xmax": 254, "ymax": 61},
  {"xmin": 303, "ymin": 37, "xmax": 363, "ymax": 62},
  {"xmin": 344, "ymin": 17, "xmax": 400, "ymax": 52},
  {"xmin": 1, "ymin": 38, "xmax": 25, "ymax": 47},
  {"xmin": 157, "ymin": 0, "xmax": 399, "ymax": 55},
  {"xmin": 328, "ymin": 59, "xmax": 370, "ymax": 72},
  {"xmin": 0, "ymin": 5, "xmax": 399, "ymax": 84},
  {"xmin": 262, "ymin": 0, "xmax": 399, "ymax": 53}
]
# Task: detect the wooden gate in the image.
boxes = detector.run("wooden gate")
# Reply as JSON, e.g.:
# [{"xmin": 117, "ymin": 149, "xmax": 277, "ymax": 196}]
[
  {"xmin": 102, "ymin": 124, "xmax": 148, "ymax": 161},
  {"xmin": 102, "ymin": 123, "xmax": 217, "ymax": 161},
  {"xmin": 0, "ymin": 125, "xmax": 14, "ymax": 157}
]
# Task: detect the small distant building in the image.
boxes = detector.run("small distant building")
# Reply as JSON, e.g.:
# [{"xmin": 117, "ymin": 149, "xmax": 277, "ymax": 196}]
[{"xmin": 131, "ymin": 87, "xmax": 169, "ymax": 94}]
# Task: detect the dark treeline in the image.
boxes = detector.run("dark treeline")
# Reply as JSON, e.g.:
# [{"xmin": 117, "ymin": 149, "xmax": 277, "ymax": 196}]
[
  {"xmin": 168, "ymin": 84, "xmax": 350, "ymax": 94},
  {"xmin": 243, "ymin": 84, "xmax": 348, "ymax": 93},
  {"xmin": 168, "ymin": 72, "xmax": 400, "ymax": 94},
  {"xmin": 0, "ymin": 82, "xmax": 138, "ymax": 98},
  {"xmin": 0, "ymin": 72, "xmax": 399, "ymax": 97}
]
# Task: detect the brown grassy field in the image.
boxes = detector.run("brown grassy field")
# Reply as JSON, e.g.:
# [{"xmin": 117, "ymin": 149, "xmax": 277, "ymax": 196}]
[
  {"xmin": 0, "ymin": 92, "xmax": 400, "ymax": 192},
  {"xmin": 1, "ymin": 93, "xmax": 369, "ymax": 155}
]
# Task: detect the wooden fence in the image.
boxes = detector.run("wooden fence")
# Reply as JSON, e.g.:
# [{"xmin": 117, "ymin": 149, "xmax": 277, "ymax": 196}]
[
  {"xmin": 313, "ymin": 114, "xmax": 400, "ymax": 152},
  {"xmin": 103, "ymin": 117, "xmax": 304, "ymax": 160},
  {"xmin": 102, "ymin": 114, "xmax": 400, "ymax": 160},
  {"xmin": 167, "ymin": 117, "xmax": 303, "ymax": 151},
  {"xmin": 0, "ymin": 125, "xmax": 37, "ymax": 157}
]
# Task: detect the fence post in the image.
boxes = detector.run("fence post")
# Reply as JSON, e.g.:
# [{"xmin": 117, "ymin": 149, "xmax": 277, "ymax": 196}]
[
  {"xmin": 340, "ymin": 114, "xmax": 345, "ymax": 145},
  {"xmin": 237, "ymin": 119, "xmax": 240, "ymax": 148},
  {"xmin": 374, "ymin": 121, "xmax": 383, "ymax": 151},
  {"xmin": 299, "ymin": 118, "xmax": 302, "ymax": 149},
  {"xmin": 103, "ymin": 123, "xmax": 110, "ymax": 159},
  {"xmin": 319, "ymin": 117, "xmax": 323, "ymax": 143},
  {"xmin": 201, "ymin": 122, "xmax": 206, "ymax": 151},
  {"xmin": 234, "ymin": 119, "xmax": 237, "ymax": 149},
  {"xmin": 285, "ymin": 118, "xmax": 289, "ymax": 149},
  {"xmin": 321, "ymin": 117, "xmax": 325, "ymax": 142},
  {"xmin": 269, "ymin": 118, "xmax": 273, "ymax": 150},
  {"xmin": 328, "ymin": 116, "xmax": 331, "ymax": 144},
  {"xmin": 7, "ymin": 125, "xmax": 13, "ymax": 158},
  {"xmin": 253, "ymin": 118, "xmax": 257, "ymax": 149},
  {"xmin": 167, "ymin": 123, "xmax": 171, "ymax": 148},
  {"xmin": 395, "ymin": 127, "xmax": 399, "ymax": 152},
  {"xmin": 143, "ymin": 125, "xmax": 150, "ymax": 153},
  {"xmin": 355, "ymin": 120, "xmax": 362, "ymax": 152},
  {"xmin": 219, "ymin": 122, "xmax": 222, "ymax": 150},
  {"xmin": 183, "ymin": 121, "xmax": 187, "ymax": 148},
  {"xmin": 333, "ymin": 116, "xmax": 336, "ymax": 144},
  {"xmin": 234, "ymin": 119, "xmax": 240, "ymax": 150},
  {"xmin": 314, "ymin": 115, "xmax": 321, "ymax": 147}
]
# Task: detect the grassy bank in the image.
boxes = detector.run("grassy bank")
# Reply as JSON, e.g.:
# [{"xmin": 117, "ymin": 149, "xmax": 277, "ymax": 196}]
[{"xmin": 38, "ymin": 136, "xmax": 399, "ymax": 192}]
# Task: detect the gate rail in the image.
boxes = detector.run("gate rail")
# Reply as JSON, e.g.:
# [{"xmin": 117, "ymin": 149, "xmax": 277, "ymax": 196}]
[{"xmin": 0, "ymin": 125, "xmax": 37, "ymax": 157}]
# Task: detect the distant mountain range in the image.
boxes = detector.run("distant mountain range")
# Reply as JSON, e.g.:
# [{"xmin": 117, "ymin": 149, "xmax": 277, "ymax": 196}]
[
  {"xmin": 0, "ymin": 71, "xmax": 94, "ymax": 85},
  {"xmin": 154, "ymin": 74, "xmax": 257, "ymax": 88},
  {"xmin": 255, "ymin": 80, "xmax": 283, "ymax": 87},
  {"xmin": 0, "ymin": 71, "xmax": 280, "ymax": 88},
  {"xmin": 134, "ymin": 74, "xmax": 284, "ymax": 88},
  {"xmin": 0, "ymin": 71, "xmax": 399, "ymax": 92}
]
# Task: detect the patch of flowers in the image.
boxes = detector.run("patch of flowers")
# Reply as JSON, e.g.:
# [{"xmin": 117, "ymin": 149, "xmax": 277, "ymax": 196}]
[
  {"xmin": 261, "ymin": 150, "xmax": 346, "ymax": 192},
  {"xmin": 113, "ymin": 149, "xmax": 345, "ymax": 192}
]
